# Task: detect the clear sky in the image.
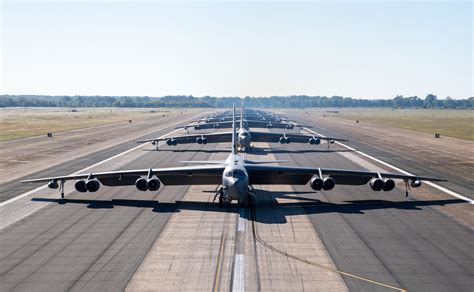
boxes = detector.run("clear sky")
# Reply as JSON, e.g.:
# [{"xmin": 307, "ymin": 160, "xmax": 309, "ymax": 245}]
[{"xmin": 1, "ymin": 1, "xmax": 472, "ymax": 99}]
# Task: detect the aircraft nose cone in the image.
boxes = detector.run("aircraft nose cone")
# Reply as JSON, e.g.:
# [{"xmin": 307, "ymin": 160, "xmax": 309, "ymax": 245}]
[{"xmin": 224, "ymin": 177, "xmax": 247, "ymax": 202}]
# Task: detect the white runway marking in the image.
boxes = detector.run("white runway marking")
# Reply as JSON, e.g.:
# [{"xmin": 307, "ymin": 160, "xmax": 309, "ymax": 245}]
[
  {"xmin": 238, "ymin": 209, "xmax": 246, "ymax": 232},
  {"xmin": 303, "ymin": 127, "xmax": 474, "ymax": 204},
  {"xmin": 0, "ymin": 128, "xmax": 182, "ymax": 208},
  {"xmin": 232, "ymin": 254, "xmax": 245, "ymax": 292}
]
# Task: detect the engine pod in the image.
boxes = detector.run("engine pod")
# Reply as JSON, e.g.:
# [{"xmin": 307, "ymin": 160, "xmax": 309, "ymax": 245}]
[
  {"xmin": 135, "ymin": 178, "xmax": 148, "ymax": 191},
  {"xmin": 75, "ymin": 180, "xmax": 88, "ymax": 192},
  {"xmin": 86, "ymin": 179, "xmax": 100, "ymax": 192},
  {"xmin": 147, "ymin": 178, "xmax": 161, "ymax": 191},
  {"xmin": 383, "ymin": 179, "xmax": 396, "ymax": 191}
]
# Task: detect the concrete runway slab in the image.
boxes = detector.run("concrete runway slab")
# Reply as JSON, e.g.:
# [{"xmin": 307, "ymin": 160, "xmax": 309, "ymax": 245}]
[{"xmin": 0, "ymin": 115, "xmax": 472, "ymax": 292}]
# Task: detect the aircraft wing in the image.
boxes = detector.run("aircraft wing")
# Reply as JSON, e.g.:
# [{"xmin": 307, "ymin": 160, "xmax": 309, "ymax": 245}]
[
  {"xmin": 244, "ymin": 164, "xmax": 446, "ymax": 185},
  {"xmin": 250, "ymin": 132, "xmax": 347, "ymax": 143},
  {"xmin": 137, "ymin": 132, "xmax": 233, "ymax": 144},
  {"xmin": 21, "ymin": 164, "xmax": 225, "ymax": 186}
]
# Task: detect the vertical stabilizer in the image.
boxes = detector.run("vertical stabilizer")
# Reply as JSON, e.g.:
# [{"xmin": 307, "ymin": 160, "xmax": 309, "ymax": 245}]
[
  {"xmin": 232, "ymin": 104, "xmax": 237, "ymax": 155},
  {"xmin": 240, "ymin": 102, "xmax": 244, "ymax": 130}
]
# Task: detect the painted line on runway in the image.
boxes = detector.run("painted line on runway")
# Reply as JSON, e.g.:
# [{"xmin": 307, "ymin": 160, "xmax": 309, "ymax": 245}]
[
  {"xmin": 238, "ymin": 209, "xmax": 246, "ymax": 232},
  {"xmin": 231, "ymin": 254, "xmax": 245, "ymax": 292},
  {"xmin": 302, "ymin": 127, "xmax": 474, "ymax": 204},
  {"xmin": 212, "ymin": 233, "xmax": 226, "ymax": 292},
  {"xmin": 0, "ymin": 128, "xmax": 183, "ymax": 208}
]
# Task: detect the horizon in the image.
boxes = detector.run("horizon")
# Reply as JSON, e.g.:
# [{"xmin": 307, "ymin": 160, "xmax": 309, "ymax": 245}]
[{"xmin": 2, "ymin": 1, "xmax": 472, "ymax": 99}]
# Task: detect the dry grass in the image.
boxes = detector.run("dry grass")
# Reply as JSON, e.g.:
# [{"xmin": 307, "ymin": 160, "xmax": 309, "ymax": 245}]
[
  {"xmin": 0, "ymin": 108, "xmax": 172, "ymax": 141},
  {"xmin": 314, "ymin": 108, "xmax": 474, "ymax": 141}
]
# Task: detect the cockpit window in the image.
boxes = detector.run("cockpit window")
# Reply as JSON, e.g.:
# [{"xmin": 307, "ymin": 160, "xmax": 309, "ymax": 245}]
[
  {"xmin": 232, "ymin": 170, "xmax": 245, "ymax": 178},
  {"xmin": 225, "ymin": 170, "xmax": 245, "ymax": 178}
]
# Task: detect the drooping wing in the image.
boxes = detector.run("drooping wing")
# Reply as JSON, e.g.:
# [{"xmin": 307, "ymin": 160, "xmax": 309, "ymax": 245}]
[
  {"xmin": 244, "ymin": 164, "xmax": 446, "ymax": 185},
  {"xmin": 137, "ymin": 132, "xmax": 233, "ymax": 145},
  {"xmin": 21, "ymin": 164, "xmax": 225, "ymax": 186},
  {"xmin": 250, "ymin": 132, "xmax": 347, "ymax": 143}
]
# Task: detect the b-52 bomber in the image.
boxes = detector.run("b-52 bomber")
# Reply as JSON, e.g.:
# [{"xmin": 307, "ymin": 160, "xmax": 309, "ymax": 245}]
[
  {"xmin": 137, "ymin": 107, "xmax": 345, "ymax": 152},
  {"xmin": 182, "ymin": 107, "xmax": 304, "ymax": 131},
  {"xmin": 22, "ymin": 105, "xmax": 445, "ymax": 208}
]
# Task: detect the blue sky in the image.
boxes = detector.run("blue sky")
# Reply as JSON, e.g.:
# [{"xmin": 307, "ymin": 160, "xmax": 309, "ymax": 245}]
[{"xmin": 1, "ymin": 1, "xmax": 472, "ymax": 99}]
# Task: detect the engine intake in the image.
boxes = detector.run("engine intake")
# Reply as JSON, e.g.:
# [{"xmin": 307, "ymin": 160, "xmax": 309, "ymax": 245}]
[
  {"xmin": 310, "ymin": 177, "xmax": 323, "ymax": 191},
  {"xmin": 48, "ymin": 180, "xmax": 59, "ymax": 189},
  {"xmin": 309, "ymin": 137, "xmax": 321, "ymax": 145},
  {"xmin": 322, "ymin": 177, "xmax": 335, "ymax": 190},
  {"xmin": 197, "ymin": 137, "xmax": 207, "ymax": 144},
  {"xmin": 147, "ymin": 178, "xmax": 161, "ymax": 191},
  {"xmin": 135, "ymin": 178, "xmax": 148, "ymax": 191},
  {"xmin": 410, "ymin": 180, "xmax": 422, "ymax": 188},
  {"xmin": 75, "ymin": 180, "xmax": 88, "ymax": 192},
  {"xmin": 383, "ymin": 179, "xmax": 396, "ymax": 191},
  {"xmin": 86, "ymin": 179, "xmax": 100, "ymax": 192},
  {"xmin": 370, "ymin": 178, "xmax": 384, "ymax": 191}
]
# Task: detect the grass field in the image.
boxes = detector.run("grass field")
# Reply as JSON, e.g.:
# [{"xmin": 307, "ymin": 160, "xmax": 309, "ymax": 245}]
[
  {"xmin": 320, "ymin": 108, "xmax": 474, "ymax": 141},
  {"xmin": 0, "ymin": 108, "xmax": 173, "ymax": 141}
]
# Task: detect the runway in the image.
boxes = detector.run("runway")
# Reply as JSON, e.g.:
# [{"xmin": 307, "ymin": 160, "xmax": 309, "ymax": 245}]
[{"xmin": 0, "ymin": 115, "xmax": 472, "ymax": 291}]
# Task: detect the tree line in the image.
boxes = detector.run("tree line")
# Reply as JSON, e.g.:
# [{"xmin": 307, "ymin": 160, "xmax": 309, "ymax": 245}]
[{"xmin": 0, "ymin": 94, "xmax": 472, "ymax": 109}]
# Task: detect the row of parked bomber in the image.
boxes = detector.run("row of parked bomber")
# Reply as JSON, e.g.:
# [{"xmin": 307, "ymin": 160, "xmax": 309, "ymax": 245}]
[{"xmin": 137, "ymin": 105, "xmax": 347, "ymax": 152}]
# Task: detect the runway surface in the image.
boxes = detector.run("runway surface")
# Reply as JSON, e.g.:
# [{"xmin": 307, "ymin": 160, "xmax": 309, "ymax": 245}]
[{"xmin": 0, "ymin": 116, "xmax": 472, "ymax": 291}]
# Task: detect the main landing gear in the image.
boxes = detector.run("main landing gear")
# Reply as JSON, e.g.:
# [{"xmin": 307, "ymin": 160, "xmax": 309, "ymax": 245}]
[{"xmin": 213, "ymin": 186, "xmax": 226, "ymax": 208}]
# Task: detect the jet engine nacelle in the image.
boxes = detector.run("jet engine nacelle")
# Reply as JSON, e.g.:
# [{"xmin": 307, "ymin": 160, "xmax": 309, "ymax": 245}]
[
  {"xmin": 86, "ymin": 179, "xmax": 100, "ymax": 192},
  {"xmin": 279, "ymin": 137, "xmax": 290, "ymax": 144},
  {"xmin": 309, "ymin": 137, "xmax": 321, "ymax": 145},
  {"xmin": 286, "ymin": 124, "xmax": 294, "ymax": 129},
  {"xmin": 75, "ymin": 180, "xmax": 88, "ymax": 193},
  {"xmin": 194, "ymin": 125, "xmax": 201, "ymax": 130},
  {"xmin": 135, "ymin": 178, "xmax": 148, "ymax": 191},
  {"xmin": 166, "ymin": 139, "xmax": 177, "ymax": 146},
  {"xmin": 310, "ymin": 177, "xmax": 324, "ymax": 190},
  {"xmin": 383, "ymin": 179, "xmax": 396, "ymax": 191},
  {"xmin": 410, "ymin": 180, "xmax": 422, "ymax": 188},
  {"xmin": 370, "ymin": 178, "xmax": 384, "ymax": 191},
  {"xmin": 197, "ymin": 137, "xmax": 207, "ymax": 144},
  {"xmin": 329, "ymin": 139, "xmax": 335, "ymax": 144},
  {"xmin": 147, "ymin": 178, "xmax": 161, "ymax": 191},
  {"xmin": 322, "ymin": 177, "xmax": 335, "ymax": 190},
  {"xmin": 48, "ymin": 180, "xmax": 59, "ymax": 189}
]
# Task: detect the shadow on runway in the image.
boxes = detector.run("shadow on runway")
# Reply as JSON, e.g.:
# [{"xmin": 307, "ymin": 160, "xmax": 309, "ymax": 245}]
[{"xmin": 32, "ymin": 194, "xmax": 466, "ymax": 224}]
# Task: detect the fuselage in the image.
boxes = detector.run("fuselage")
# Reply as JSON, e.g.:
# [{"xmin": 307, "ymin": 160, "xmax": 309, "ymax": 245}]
[
  {"xmin": 237, "ymin": 128, "xmax": 252, "ymax": 150},
  {"xmin": 221, "ymin": 153, "xmax": 249, "ymax": 203}
]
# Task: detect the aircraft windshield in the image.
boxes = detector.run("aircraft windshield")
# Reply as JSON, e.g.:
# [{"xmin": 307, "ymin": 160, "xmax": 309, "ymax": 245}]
[
  {"xmin": 225, "ymin": 170, "xmax": 245, "ymax": 178},
  {"xmin": 232, "ymin": 170, "xmax": 245, "ymax": 178}
]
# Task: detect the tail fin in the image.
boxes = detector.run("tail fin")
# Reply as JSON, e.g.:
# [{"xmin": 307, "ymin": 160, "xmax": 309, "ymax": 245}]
[
  {"xmin": 240, "ymin": 102, "xmax": 244, "ymax": 130},
  {"xmin": 232, "ymin": 104, "xmax": 237, "ymax": 155}
]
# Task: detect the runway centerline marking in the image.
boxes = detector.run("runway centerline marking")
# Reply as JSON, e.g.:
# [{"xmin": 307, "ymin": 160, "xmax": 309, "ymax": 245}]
[
  {"xmin": 0, "ymin": 128, "xmax": 183, "ymax": 208},
  {"xmin": 302, "ymin": 127, "xmax": 474, "ymax": 204},
  {"xmin": 231, "ymin": 254, "xmax": 245, "ymax": 292}
]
